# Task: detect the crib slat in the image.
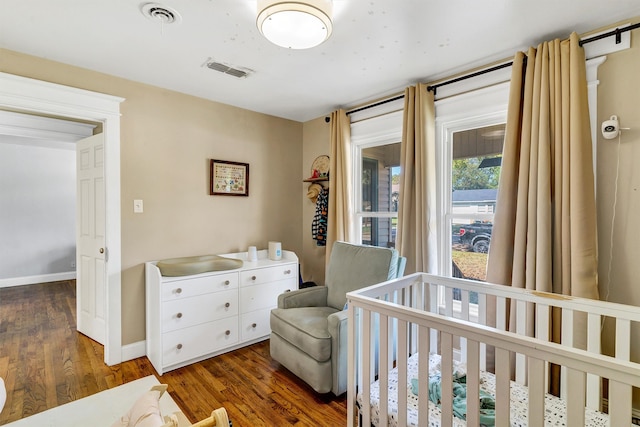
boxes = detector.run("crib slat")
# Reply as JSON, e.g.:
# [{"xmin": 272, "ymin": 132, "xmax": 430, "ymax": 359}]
[
  {"xmin": 444, "ymin": 287, "xmax": 454, "ymax": 317},
  {"xmin": 515, "ymin": 299, "xmax": 527, "ymax": 384},
  {"xmin": 536, "ymin": 303, "xmax": 550, "ymax": 393},
  {"xmin": 527, "ymin": 357, "xmax": 545, "ymax": 426},
  {"xmin": 398, "ymin": 319, "xmax": 408, "ymax": 427},
  {"xmin": 496, "ymin": 297, "xmax": 507, "ymax": 330},
  {"xmin": 495, "ymin": 348, "xmax": 511, "ymax": 427},
  {"xmin": 361, "ymin": 309, "xmax": 372, "ymax": 427},
  {"xmin": 441, "ymin": 332, "xmax": 454, "ymax": 427},
  {"xmin": 616, "ymin": 318, "xmax": 631, "ymax": 359},
  {"xmin": 461, "ymin": 289, "xmax": 470, "ymax": 320},
  {"xmin": 466, "ymin": 340, "xmax": 480, "ymax": 427},
  {"xmin": 535, "ymin": 303, "xmax": 550, "ymax": 340},
  {"xmin": 418, "ymin": 326, "xmax": 430, "ymax": 426},
  {"xmin": 586, "ymin": 312, "xmax": 601, "ymax": 411},
  {"xmin": 347, "ymin": 303, "xmax": 356, "ymax": 427},
  {"xmin": 460, "ymin": 290, "xmax": 469, "ymax": 365},
  {"xmin": 379, "ymin": 314, "xmax": 389, "ymax": 426},
  {"xmin": 610, "ymin": 318, "xmax": 632, "ymax": 427},
  {"xmin": 429, "ymin": 283, "xmax": 439, "ymax": 353},
  {"xmin": 560, "ymin": 308, "xmax": 574, "ymax": 401},
  {"xmin": 566, "ymin": 368, "xmax": 586, "ymax": 426},
  {"xmin": 609, "ymin": 380, "xmax": 632, "ymax": 426},
  {"xmin": 478, "ymin": 293, "xmax": 487, "ymax": 371}
]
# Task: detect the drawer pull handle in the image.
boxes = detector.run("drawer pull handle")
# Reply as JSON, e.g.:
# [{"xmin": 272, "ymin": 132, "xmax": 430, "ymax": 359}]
[
  {"xmin": 177, "ymin": 343, "xmax": 183, "ymax": 350},
  {"xmin": 175, "ymin": 288, "xmax": 182, "ymax": 294},
  {"xmin": 225, "ymin": 330, "xmax": 231, "ymax": 336},
  {"xmin": 251, "ymin": 275, "xmax": 257, "ymax": 281},
  {"xmin": 251, "ymin": 323, "xmax": 257, "ymax": 328},
  {"xmin": 284, "ymin": 269, "xmax": 291, "ymax": 274},
  {"xmin": 224, "ymin": 280, "xmax": 230, "ymax": 285},
  {"xmin": 176, "ymin": 312, "xmax": 183, "ymax": 319},
  {"xmin": 225, "ymin": 302, "xmax": 230, "ymax": 308}
]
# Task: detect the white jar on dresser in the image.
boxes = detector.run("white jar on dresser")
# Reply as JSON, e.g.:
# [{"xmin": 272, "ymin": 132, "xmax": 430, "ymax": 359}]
[{"xmin": 145, "ymin": 249, "xmax": 298, "ymax": 375}]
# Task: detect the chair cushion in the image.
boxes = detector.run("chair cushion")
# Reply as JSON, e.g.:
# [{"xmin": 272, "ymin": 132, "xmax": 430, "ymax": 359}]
[
  {"xmin": 326, "ymin": 242, "xmax": 400, "ymax": 310},
  {"xmin": 270, "ymin": 306, "xmax": 339, "ymax": 362}
]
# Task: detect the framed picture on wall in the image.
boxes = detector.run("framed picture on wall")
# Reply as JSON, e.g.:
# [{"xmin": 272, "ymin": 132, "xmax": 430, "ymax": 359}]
[{"xmin": 210, "ymin": 159, "xmax": 249, "ymax": 196}]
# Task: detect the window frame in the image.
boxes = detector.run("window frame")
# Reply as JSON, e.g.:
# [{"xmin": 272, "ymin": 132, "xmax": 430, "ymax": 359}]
[
  {"xmin": 435, "ymin": 82, "xmax": 510, "ymax": 277},
  {"xmin": 351, "ymin": 110, "xmax": 403, "ymax": 246}
]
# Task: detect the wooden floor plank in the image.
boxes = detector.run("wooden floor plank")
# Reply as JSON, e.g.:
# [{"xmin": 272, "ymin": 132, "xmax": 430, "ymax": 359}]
[{"xmin": 0, "ymin": 281, "xmax": 347, "ymax": 425}]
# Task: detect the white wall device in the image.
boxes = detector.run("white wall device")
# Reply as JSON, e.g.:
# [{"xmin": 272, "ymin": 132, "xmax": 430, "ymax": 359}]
[{"xmin": 602, "ymin": 115, "xmax": 619, "ymax": 139}]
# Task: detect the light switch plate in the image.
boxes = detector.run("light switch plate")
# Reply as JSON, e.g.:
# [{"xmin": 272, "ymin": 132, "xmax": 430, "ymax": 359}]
[{"xmin": 133, "ymin": 199, "xmax": 144, "ymax": 213}]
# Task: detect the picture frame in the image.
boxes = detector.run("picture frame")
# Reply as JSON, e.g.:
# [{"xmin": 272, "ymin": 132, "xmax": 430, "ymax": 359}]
[{"xmin": 210, "ymin": 159, "xmax": 249, "ymax": 196}]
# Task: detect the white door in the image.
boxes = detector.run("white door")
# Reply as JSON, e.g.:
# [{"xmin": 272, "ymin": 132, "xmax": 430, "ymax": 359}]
[{"xmin": 76, "ymin": 133, "xmax": 106, "ymax": 344}]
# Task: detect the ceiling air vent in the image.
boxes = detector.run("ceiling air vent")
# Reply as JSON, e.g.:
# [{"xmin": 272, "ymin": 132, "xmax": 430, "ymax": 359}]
[
  {"xmin": 140, "ymin": 3, "xmax": 182, "ymax": 24},
  {"xmin": 204, "ymin": 59, "xmax": 253, "ymax": 79}
]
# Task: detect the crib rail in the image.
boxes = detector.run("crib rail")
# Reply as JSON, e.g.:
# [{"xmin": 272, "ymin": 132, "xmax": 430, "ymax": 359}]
[{"xmin": 346, "ymin": 273, "xmax": 640, "ymax": 427}]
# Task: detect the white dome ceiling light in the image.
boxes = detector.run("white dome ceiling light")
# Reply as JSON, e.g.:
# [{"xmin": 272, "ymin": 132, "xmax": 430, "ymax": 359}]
[{"xmin": 256, "ymin": 0, "xmax": 333, "ymax": 49}]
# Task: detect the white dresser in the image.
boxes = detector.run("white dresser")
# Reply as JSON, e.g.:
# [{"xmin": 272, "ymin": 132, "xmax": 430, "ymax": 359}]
[{"xmin": 145, "ymin": 250, "xmax": 298, "ymax": 375}]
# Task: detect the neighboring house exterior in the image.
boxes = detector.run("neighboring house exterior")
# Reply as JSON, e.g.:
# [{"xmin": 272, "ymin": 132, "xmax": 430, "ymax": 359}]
[{"xmin": 451, "ymin": 188, "xmax": 497, "ymax": 216}]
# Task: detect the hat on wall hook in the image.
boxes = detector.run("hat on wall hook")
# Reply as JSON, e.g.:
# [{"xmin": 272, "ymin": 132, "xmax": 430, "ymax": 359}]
[{"xmin": 306, "ymin": 183, "xmax": 323, "ymax": 203}]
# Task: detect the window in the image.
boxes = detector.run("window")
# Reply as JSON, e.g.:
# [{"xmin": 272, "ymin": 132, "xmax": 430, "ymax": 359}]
[
  {"xmin": 350, "ymin": 109, "xmax": 404, "ymax": 249},
  {"xmin": 449, "ymin": 124, "xmax": 504, "ymax": 282},
  {"xmin": 435, "ymin": 82, "xmax": 510, "ymax": 283},
  {"xmin": 358, "ymin": 144, "xmax": 401, "ymax": 247}
]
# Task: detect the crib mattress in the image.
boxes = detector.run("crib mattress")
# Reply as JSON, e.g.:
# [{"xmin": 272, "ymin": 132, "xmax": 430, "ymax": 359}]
[{"xmin": 356, "ymin": 353, "xmax": 611, "ymax": 427}]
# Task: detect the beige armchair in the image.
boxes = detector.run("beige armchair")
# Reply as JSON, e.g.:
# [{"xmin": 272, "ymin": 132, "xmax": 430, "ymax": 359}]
[{"xmin": 269, "ymin": 242, "xmax": 406, "ymax": 396}]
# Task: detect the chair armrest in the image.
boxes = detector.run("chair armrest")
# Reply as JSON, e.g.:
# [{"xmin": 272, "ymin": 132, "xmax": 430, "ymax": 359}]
[
  {"xmin": 277, "ymin": 286, "xmax": 328, "ymax": 309},
  {"xmin": 327, "ymin": 310, "xmax": 350, "ymax": 396}
]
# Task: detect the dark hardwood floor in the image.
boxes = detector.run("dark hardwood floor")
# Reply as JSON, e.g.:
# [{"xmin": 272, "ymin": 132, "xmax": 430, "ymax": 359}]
[{"xmin": 0, "ymin": 280, "xmax": 347, "ymax": 426}]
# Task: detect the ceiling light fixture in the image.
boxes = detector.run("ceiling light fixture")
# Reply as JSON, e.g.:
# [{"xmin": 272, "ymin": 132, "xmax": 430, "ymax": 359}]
[{"xmin": 256, "ymin": 0, "xmax": 333, "ymax": 49}]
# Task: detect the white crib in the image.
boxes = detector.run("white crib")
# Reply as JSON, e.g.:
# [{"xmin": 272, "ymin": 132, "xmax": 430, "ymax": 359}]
[{"xmin": 347, "ymin": 273, "xmax": 640, "ymax": 426}]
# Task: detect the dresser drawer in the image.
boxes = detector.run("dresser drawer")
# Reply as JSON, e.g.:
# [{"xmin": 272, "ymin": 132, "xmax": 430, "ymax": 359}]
[
  {"xmin": 161, "ymin": 272, "xmax": 238, "ymax": 301},
  {"xmin": 240, "ymin": 278, "xmax": 296, "ymax": 313},
  {"xmin": 162, "ymin": 289, "xmax": 238, "ymax": 332},
  {"xmin": 162, "ymin": 317, "xmax": 239, "ymax": 367},
  {"xmin": 240, "ymin": 308, "xmax": 271, "ymax": 341},
  {"xmin": 239, "ymin": 264, "xmax": 296, "ymax": 287}
]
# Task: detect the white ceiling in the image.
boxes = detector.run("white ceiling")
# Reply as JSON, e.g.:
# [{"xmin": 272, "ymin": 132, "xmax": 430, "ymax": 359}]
[{"xmin": 1, "ymin": 1, "xmax": 639, "ymax": 122}]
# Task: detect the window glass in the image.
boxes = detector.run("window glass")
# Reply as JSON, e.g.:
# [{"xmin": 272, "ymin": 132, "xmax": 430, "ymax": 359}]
[
  {"xmin": 449, "ymin": 124, "xmax": 504, "ymax": 282},
  {"xmin": 358, "ymin": 143, "xmax": 401, "ymax": 248}
]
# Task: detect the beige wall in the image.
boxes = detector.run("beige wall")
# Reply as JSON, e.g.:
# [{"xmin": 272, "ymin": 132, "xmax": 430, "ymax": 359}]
[
  {"xmin": 300, "ymin": 116, "xmax": 331, "ymax": 285},
  {"xmin": 1, "ymin": 49, "xmax": 303, "ymax": 345}
]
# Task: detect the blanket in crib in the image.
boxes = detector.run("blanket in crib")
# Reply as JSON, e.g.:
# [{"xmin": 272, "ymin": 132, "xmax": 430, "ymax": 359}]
[{"xmin": 356, "ymin": 353, "xmax": 612, "ymax": 427}]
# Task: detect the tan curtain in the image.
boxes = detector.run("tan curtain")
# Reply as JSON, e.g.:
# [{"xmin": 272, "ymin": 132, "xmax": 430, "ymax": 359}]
[
  {"xmin": 486, "ymin": 34, "xmax": 598, "ymax": 383},
  {"xmin": 326, "ymin": 109, "xmax": 353, "ymax": 263},
  {"xmin": 396, "ymin": 83, "xmax": 437, "ymax": 274}
]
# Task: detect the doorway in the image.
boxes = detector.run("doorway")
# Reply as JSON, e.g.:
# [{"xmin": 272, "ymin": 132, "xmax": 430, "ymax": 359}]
[{"xmin": 0, "ymin": 71, "xmax": 124, "ymax": 365}]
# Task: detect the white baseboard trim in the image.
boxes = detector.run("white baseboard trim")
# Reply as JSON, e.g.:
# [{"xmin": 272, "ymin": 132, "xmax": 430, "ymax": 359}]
[
  {"xmin": 122, "ymin": 340, "xmax": 146, "ymax": 362},
  {"xmin": 0, "ymin": 271, "xmax": 76, "ymax": 288}
]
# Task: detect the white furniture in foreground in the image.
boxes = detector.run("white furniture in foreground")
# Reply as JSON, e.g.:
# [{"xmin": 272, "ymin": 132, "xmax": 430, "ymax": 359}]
[
  {"xmin": 348, "ymin": 273, "xmax": 640, "ymax": 426},
  {"xmin": 145, "ymin": 250, "xmax": 298, "ymax": 375},
  {"xmin": 3, "ymin": 376, "xmax": 182, "ymax": 427}
]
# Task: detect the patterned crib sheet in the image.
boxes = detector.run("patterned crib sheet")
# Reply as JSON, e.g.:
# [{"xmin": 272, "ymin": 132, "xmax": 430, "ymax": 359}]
[{"xmin": 356, "ymin": 353, "xmax": 612, "ymax": 427}]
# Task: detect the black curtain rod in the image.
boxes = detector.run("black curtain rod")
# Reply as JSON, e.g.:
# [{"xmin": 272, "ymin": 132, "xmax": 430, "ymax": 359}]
[
  {"xmin": 345, "ymin": 94, "xmax": 405, "ymax": 116},
  {"xmin": 579, "ymin": 22, "xmax": 640, "ymax": 46},
  {"xmin": 427, "ymin": 61, "xmax": 513, "ymax": 95}
]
